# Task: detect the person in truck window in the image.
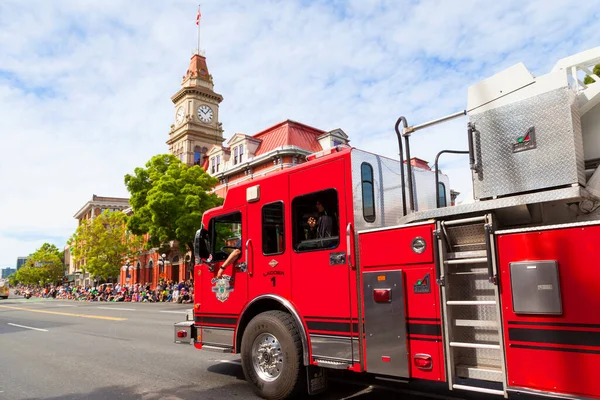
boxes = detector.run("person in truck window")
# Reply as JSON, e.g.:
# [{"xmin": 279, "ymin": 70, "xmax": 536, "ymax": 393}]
[
  {"xmin": 307, "ymin": 200, "xmax": 333, "ymax": 239},
  {"xmin": 216, "ymin": 236, "xmax": 242, "ymax": 279}
]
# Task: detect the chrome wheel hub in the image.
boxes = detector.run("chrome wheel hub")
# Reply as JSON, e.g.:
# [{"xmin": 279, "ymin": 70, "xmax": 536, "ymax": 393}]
[{"xmin": 252, "ymin": 333, "xmax": 284, "ymax": 382}]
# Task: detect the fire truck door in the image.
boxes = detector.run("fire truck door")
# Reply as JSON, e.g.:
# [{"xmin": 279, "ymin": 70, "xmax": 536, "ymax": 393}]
[
  {"xmin": 289, "ymin": 158, "xmax": 355, "ymax": 364},
  {"xmin": 247, "ymin": 173, "xmax": 291, "ymax": 301},
  {"xmin": 200, "ymin": 208, "xmax": 248, "ymax": 324}
]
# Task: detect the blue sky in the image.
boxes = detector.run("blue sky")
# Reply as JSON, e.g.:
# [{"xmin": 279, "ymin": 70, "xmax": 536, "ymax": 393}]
[{"xmin": 0, "ymin": 0, "xmax": 599, "ymax": 268}]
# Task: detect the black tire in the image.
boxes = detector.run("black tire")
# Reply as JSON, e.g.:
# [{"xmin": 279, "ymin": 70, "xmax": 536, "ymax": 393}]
[{"xmin": 240, "ymin": 310, "xmax": 306, "ymax": 400}]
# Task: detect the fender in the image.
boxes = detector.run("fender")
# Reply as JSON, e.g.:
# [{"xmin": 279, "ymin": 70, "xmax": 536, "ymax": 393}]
[{"xmin": 235, "ymin": 294, "xmax": 310, "ymax": 366}]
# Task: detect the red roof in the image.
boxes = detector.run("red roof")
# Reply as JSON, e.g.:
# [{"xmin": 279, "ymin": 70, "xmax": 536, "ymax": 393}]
[
  {"xmin": 252, "ymin": 120, "xmax": 324, "ymax": 156},
  {"xmin": 184, "ymin": 54, "xmax": 211, "ymax": 84}
]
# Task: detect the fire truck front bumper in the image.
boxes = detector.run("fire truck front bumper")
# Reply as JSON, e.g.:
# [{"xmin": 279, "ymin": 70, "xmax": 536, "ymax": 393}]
[{"xmin": 173, "ymin": 309, "xmax": 196, "ymax": 344}]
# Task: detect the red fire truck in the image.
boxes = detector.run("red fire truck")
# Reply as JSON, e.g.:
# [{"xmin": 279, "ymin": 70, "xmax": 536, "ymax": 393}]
[{"xmin": 174, "ymin": 46, "xmax": 600, "ymax": 400}]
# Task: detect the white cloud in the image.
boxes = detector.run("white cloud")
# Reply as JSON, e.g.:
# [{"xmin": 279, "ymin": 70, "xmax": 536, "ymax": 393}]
[{"xmin": 0, "ymin": 0, "xmax": 598, "ymax": 267}]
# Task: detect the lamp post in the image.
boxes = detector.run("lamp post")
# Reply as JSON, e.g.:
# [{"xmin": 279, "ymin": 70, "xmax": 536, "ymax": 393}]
[
  {"xmin": 159, "ymin": 253, "xmax": 167, "ymax": 285},
  {"xmin": 125, "ymin": 260, "xmax": 130, "ymax": 284}
]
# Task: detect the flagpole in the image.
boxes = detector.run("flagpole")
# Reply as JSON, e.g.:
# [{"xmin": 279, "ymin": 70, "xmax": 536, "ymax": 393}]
[{"xmin": 197, "ymin": 4, "xmax": 201, "ymax": 55}]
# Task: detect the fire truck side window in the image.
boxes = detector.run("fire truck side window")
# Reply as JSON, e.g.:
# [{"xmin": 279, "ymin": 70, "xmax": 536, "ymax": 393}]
[
  {"xmin": 292, "ymin": 188, "xmax": 339, "ymax": 252},
  {"xmin": 208, "ymin": 212, "xmax": 242, "ymax": 262},
  {"xmin": 361, "ymin": 162, "xmax": 376, "ymax": 222},
  {"xmin": 262, "ymin": 202, "xmax": 285, "ymax": 255}
]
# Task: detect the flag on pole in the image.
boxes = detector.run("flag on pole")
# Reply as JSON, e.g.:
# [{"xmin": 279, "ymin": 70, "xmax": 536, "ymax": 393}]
[{"xmin": 196, "ymin": 7, "xmax": 201, "ymax": 25}]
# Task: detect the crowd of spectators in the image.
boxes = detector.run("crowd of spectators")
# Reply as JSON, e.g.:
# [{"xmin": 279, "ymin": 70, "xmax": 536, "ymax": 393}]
[{"xmin": 14, "ymin": 280, "xmax": 194, "ymax": 303}]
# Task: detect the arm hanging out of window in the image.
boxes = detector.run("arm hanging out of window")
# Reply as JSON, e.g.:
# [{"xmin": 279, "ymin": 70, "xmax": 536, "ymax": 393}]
[{"xmin": 217, "ymin": 238, "xmax": 241, "ymax": 279}]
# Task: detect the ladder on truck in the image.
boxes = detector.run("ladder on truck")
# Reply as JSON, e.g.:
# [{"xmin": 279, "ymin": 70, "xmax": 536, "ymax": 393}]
[{"xmin": 434, "ymin": 214, "xmax": 508, "ymax": 397}]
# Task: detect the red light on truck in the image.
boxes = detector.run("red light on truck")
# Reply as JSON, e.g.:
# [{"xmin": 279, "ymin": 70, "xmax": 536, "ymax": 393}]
[
  {"xmin": 414, "ymin": 354, "xmax": 432, "ymax": 370},
  {"xmin": 373, "ymin": 289, "xmax": 391, "ymax": 302},
  {"xmin": 381, "ymin": 356, "xmax": 391, "ymax": 363},
  {"xmin": 177, "ymin": 330, "xmax": 187, "ymax": 338}
]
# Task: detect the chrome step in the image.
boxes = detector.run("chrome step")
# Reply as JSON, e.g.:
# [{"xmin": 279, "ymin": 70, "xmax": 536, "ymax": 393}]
[
  {"xmin": 452, "ymin": 243, "xmax": 486, "ymax": 248},
  {"xmin": 447, "ymin": 250, "xmax": 487, "ymax": 259},
  {"xmin": 449, "ymin": 342, "xmax": 500, "ymax": 349},
  {"xmin": 443, "ymin": 216, "xmax": 487, "ymax": 226},
  {"xmin": 453, "ymin": 384, "xmax": 505, "ymax": 396},
  {"xmin": 446, "ymin": 257, "xmax": 488, "ymax": 265},
  {"xmin": 447, "ymin": 300, "xmax": 496, "ymax": 305},
  {"xmin": 450, "ymin": 271, "xmax": 488, "ymax": 275},
  {"xmin": 314, "ymin": 358, "xmax": 351, "ymax": 369},
  {"xmin": 455, "ymin": 319, "xmax": 498, "ymax": 328},
  {"xmin": 456, "ymin": 364, "xmax": 504, "ymax": 382},
  {"xmin": 201, "ymin": 345, "xmax": 233, "ymax": 353}
]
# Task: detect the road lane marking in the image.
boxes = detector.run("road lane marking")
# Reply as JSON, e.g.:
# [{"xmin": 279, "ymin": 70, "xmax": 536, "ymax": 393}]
[
  {"xmin": 97, "ymin": 307, "xmax": 136, "ymax": 311},
  {"xmin": 0, "ymin": 305, "xmax": 127, "ymax": 321},
  {"xmin": 159, "ymin": 310, "xmax": 188, "ymax": 314},
  {"xmin": 7, "ymin": 323, "xmax": 48, "ymax": 332}
]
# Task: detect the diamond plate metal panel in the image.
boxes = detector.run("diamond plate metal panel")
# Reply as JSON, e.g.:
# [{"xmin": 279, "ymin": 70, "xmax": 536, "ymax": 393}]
[
  {"xmin": 447, "ymin": 271, "xmax": 496, "ymax": 303},
  {"xmin": 469, "ymin": 87, "xmax": 585, "ymax": 200},
  {"xmin": 454, "ymin": 347, "xmax": 503, "ymax": 368},
  {"xmin": 449, "ymin": 302, "xmax": 499, "ymax": 322},
  {"xmin": 455, "ymin": 364, "xmax": 504, "ymax": 382},
  {"xmin": 445, "ymin": 224, "xmax": 486, "ymax": 247},
  {"xmin": 398, "ymin": 186, "xmax": 585, "ymax": 224},
  {"xmin": 453, "ymin": 326, "xmax": 500, "ymax": 344}
]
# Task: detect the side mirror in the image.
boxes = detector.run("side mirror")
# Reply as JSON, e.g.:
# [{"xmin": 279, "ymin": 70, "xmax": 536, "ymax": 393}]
[{"xmin": 194, "ymin": 228, "xmax": 211, "ymax": 263}]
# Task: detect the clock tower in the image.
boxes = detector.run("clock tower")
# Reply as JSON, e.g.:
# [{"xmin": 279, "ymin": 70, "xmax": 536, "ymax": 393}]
[{"xmin": 167, "ymin": 52, "xmax": 224, "ymax": 166}]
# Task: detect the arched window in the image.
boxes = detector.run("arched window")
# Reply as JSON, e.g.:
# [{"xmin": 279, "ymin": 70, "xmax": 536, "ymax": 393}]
[
  {"xmin": 194, "ymin": 146, "xmax": 202, "ymax": 164},
  {"xmin": 438, "ymin": 182, "xmax": 447, "ymax": 208},
  {"xmin": 135, "ymin": 261, "xmax": 142, "ymax": 284}
]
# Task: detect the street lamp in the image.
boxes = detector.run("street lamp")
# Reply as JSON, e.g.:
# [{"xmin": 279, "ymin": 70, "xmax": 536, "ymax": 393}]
[
  {"xmin": 125, "ymin": 260, "xmax": 131, "ymax": 282},
  {"xmin": 159, "ymin": 253, "xmax": 167, "ymax": 274}
]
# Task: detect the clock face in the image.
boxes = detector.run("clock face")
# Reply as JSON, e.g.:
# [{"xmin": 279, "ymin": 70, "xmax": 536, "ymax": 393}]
[
  {"xmin": 176, "ymin": 106, "xmax": 185, "ymax": 124},
  {"xmin": 198, "ymin": 105, "xmax": 213, "ymax": 123}
]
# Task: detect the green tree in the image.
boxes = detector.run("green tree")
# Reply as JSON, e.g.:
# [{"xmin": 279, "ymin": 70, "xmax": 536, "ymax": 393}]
[
  {"xmin": 584, "ymin": 64, "xmax": 600, "ymax": 85},
  {"xmin": 124, "ymin": 154, "xmax": 222, "ymax": 261},
  {"xmin": 68, "ymin": 210, "xmax": 143, "ymax": 281},
  {"xmin": 14, "ymin": 242, "xmax": 64, "ymax": 286}
]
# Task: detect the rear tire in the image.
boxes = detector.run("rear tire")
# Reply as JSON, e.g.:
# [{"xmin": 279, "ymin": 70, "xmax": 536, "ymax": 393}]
[{"xmin": 241, "ymin": 310, "xmax": 305, "ymax": 400}]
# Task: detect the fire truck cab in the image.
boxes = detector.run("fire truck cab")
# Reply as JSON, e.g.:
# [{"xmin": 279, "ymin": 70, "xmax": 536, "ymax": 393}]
[{"xmin": 176, "ymin": 46, "xmax": 600, "ymax": 400}]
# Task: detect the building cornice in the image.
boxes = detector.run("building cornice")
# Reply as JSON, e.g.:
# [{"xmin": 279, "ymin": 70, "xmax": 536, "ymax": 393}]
[
  {"xmin": 73, "ymin": 200, "xmax": 130, "ymax": 219},
  {"xmin": 210, "ymin": 145, "xmax": 311, "ymax": 180},
  {"xmin": 171, "ymin": 86, "xmax": 223, "ymax": 104}
]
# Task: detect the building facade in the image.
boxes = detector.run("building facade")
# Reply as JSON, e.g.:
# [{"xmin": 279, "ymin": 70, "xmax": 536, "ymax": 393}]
[
  {"xmin": 69, "ymin": 195, "xmax": 130, "ymax": 286},
  {"xmin": 1, "ymin": 268, "xmax": 16, "ymax": 279},
  {"xmin": 16, "ymin": 257, "xmax": 26, "ymax": 270}
]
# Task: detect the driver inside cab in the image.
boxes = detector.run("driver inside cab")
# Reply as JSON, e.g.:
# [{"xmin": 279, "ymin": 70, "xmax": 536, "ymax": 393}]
[{"xmin": 216, "ymin": 237, "xmax": 241, "ymax": 279}]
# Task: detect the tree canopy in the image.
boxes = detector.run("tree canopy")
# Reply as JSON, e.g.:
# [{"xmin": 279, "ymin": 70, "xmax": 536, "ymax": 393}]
[
  {"xmin": 13, "ymin": 242, "xmax": 64, "ymax": 286},
  {"xmin": 68, "ymin": 210, "xmax": 143, "ymax": 281},
  {"xmin": 124, "ymin": 154, "xmax": 222, "ymax": 260},
  {"xmin": 584, "ymin": 64, "xmax": 600, "ymax": 85}
]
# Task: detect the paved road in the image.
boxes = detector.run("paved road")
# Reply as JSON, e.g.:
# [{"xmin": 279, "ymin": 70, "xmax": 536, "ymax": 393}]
[{"xmin": 0, "ymin": 292, "xmax": 483, "ymax": 400}]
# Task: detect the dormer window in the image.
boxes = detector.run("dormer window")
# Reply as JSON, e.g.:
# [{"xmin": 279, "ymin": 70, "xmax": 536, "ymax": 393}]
[
  {"xmin": 234, "ymin": 144, "xmax": 244, "ymax": 165},
  {"xmin": 211, "ymin": 157, "xmax": 215, "ymax": 174},
  {"xmin": 216, "ymin": 155, "xmax": 221, "ymax": 172}
]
